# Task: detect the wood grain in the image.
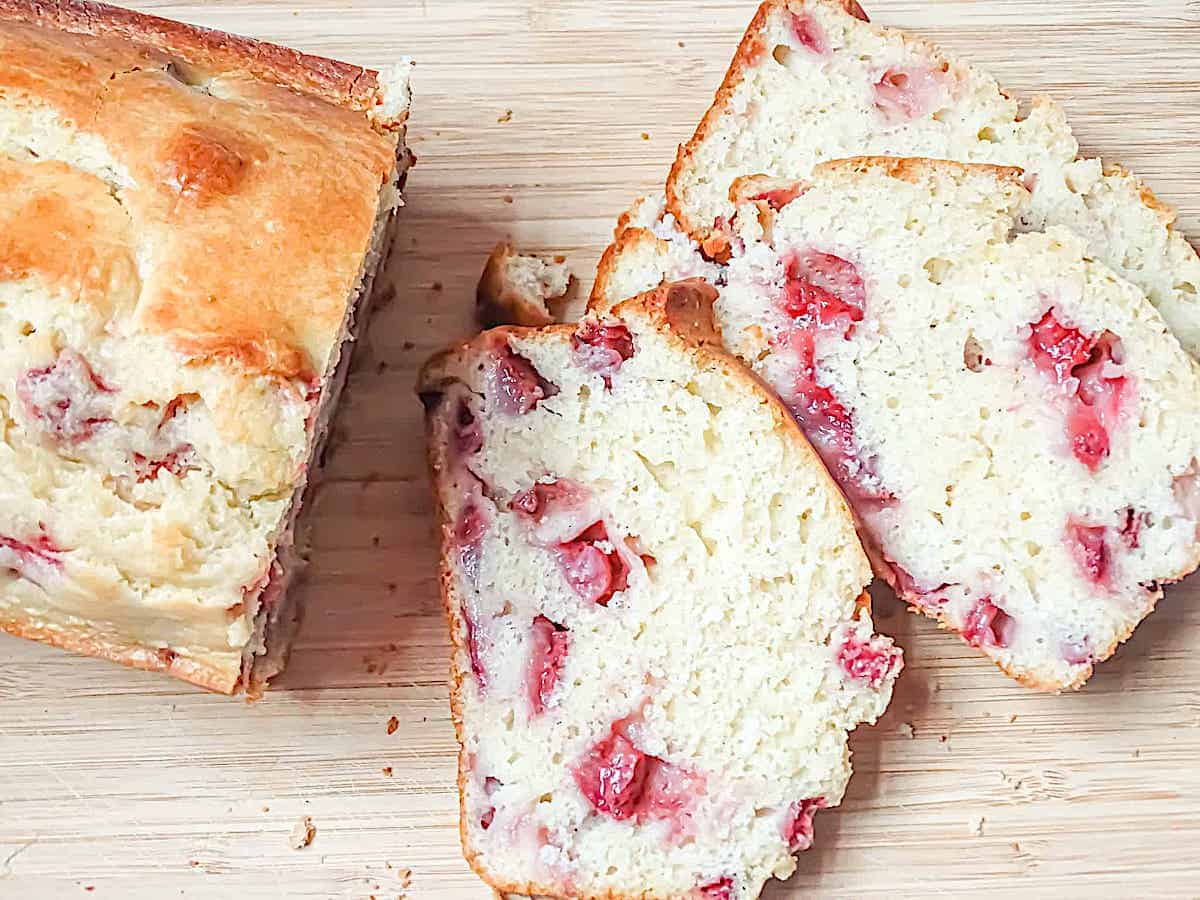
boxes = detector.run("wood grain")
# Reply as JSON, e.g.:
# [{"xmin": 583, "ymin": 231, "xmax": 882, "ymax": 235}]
[{"xmin": 1, "ymin": 1, "xmax": 1198, "ymax": 897}]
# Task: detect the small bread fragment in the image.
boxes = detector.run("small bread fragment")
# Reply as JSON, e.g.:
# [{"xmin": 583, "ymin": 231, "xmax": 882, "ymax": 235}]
[{"xmin": 477, "ymin": 242, "xmax": 574, "ymax": 328}]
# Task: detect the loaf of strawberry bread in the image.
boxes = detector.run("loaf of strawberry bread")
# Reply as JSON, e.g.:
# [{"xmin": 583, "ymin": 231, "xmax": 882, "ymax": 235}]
[{"xmin": 418, "ymin": 281, "xmax": 901, "ymax": 898}]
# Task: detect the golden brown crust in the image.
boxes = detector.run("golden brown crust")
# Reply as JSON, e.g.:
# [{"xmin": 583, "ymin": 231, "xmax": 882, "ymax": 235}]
[
  {"xmin": 0, "ymin": 615, "xmax": 239, "ymax": 693},
  {"xmin": 613, "ymin": 278, "xmax": 724, "ymax": 350},
  {"xmin": 0, "ymin": 0, "xmax": 393, "ymax": 117},
  {"xmin": 812, "ymin": 154, "xmax": 1024, "ymax": 188},
  {"xmin": 0, "ymin": 4, "xmax": 402, "ymax": 381}
]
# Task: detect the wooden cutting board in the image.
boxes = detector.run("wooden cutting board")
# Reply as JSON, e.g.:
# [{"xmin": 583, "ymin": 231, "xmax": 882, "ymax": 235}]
[{"xmin": 2, "ymin": 1, "xmax": 1198, "ymax": 897}]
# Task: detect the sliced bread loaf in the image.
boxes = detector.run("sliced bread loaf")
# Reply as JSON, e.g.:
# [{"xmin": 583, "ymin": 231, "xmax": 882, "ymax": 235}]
[
  {"xmin": 715, "ymin": 157, "xmax": 1200, "ymax": 689},
  {"xmin": 596, "ymin": 0, "xmax": 1200, "ymax": 358},
  {"xmin": 418, "ymin": 281, "xmax": 901, "ymax": 898}
]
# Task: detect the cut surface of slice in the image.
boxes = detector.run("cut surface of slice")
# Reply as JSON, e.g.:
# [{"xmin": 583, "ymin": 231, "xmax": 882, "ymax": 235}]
[
  {"xmin": 715, "ymin": 157, "xmax": 1200, "ymax": 689},
  {"xmin": 419, "ymin": 281, "xmax": 900, "ymax": 899}
]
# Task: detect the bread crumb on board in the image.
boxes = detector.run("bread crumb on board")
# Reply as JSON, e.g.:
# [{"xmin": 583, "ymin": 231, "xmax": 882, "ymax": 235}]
[
  {"xmin": 898, "ymin": 722, "xmax": 915, "ymax": 739},
  {"xmin": 289, "ymin": 816, "xmax": 316, "ymax": 850},
  {"xmin": 968, "ymin": 815, "xmax": 986, "ymax": 837},
  {"xmin": 386, "ymin": 715, "xmax": 400, "ymax": 735}
]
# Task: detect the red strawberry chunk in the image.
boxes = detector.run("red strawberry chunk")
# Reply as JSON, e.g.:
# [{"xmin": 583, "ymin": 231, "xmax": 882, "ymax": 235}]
[
  {"xmin": 783, "ymin": 797, "xmax": 828, "ymax": 852},
  {"xmin": 789, "ymin": 11, "xmax": 829, "ymax": 55},
  {"xmin": 17, "ymin": 349, "xmax": 113, "ymax": 443},
  {"xmin": 699, "ymin": 877, "xmax": 733, "ymax": 899},
  {"xmin": 574, "ymin": 722, "xmax": 703, "ymax": 828},
  {"xmin": 1061, "ymin": 637, "xmax": 1095, "ymax": 666},
  {"xmin": 775, "ymin": 251, "xmax": 889, "ymax": 505},
  {"xmin": 752, "ymin": 186, "xmax": 804, "ymax": 210},
  {"xmin": 510, "ymin": 479, "xmax": 595, "ymax": 544},
  {"xmin": 1119, "ymin": 508, "xmax": 1146, "ymax": 550},
  {"xmin": 961, "ymin": 598, "xmax": 1015, "ymax": 649},
  {"xmin": 1027, "ymin": 310, "xmax": 1127, "ymax": 471},
  {"xmin": 480, "ymin": 776, "xmax": 501, "ymax": 830},
  {"xmin": 461, "ymin": 602, "xmax": 490, "ymax": 689},
  {"xmin": 491, "ymin": 345, "xmax": 556, "ymax": 416},
  {"xmin": 528, "ymin": 615, "xmax": 569, "ymax": 715},
  {"xmin": 1029, "ymin": 309, "xmax": 1095, "ymax": 385},
  {"xmin": 782, "ymin": 251, "xmax": 866, "ymax": 330},
  {"xmin": 513, "ymin": 480, "xmax": 634, "ymax": 605},
  {"xmin": 573, "ymin": 729, "xmax": 649, "ymax": 820},
  {"xmin": 572, "ymin": 320, "xmax": 635, "ymax": 388},
  {"xmin": 0, "ymin": 533, "xmax": 63, "ymax": 573},
  {"xmin": 1066, "ymin": 520, "xmax": 1110, "ymax": 585},
  {"xmin": 133, "ymin": 447, "xmax": 195, "ymax": 482},
  {"xmin": 836, "ymin": 632, "xmax": 903, "ymax": 687},
  {"xmin": 873, "ymin": 65, "xmax": 951, "ymax": 123}
]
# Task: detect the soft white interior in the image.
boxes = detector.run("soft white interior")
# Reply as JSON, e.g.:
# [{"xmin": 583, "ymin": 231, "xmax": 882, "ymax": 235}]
[
  {"xmin": 666, "ymin": 0, "xmax": 1200, "ymax": 357},
  {"xmin": 424, "ymin": 314, "xmax": 897, "ymax": 898},
  {"xmin": 719, "ymin": 162, "xmax": 1200, "ymax": 688}
]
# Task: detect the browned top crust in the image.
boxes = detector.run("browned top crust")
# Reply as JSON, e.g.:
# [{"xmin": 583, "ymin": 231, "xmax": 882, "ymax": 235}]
[
  {"xmin": 0, "ymin": 0, "xmax": 396, "ymax": 117},
  {"xmin": 0, "ymin": 0, "xmax": 405, "ymax": 380}
]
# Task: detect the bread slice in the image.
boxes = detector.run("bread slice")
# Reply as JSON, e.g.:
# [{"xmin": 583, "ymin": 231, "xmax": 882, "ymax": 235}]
[
  {"xmin": 597, "ymin": 0, "xmax": 1200, "ymax": 358},
  {"xmin": 713, "ymin": 156, "xmax": 1200, "ymax": 690},
  {"xmin": 418, "ymin": 281, "xmax": 901, "ymax": 899},
  {"xmin": 0, "ymin": 0, "xmax": 412, "ymax": 693},
  {"xmin": 478, "ymin": 242, "xmax": 574, "ymax": 328}
]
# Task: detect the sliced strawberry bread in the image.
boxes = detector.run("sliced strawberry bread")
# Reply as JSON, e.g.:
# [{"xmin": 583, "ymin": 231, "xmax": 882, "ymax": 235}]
[
  {"xmin": 594, "ymin": 0, "xmax": 1200, "ymax": 358},
  {"xmin": 418, "ymin": 281, "xmax": 901, "ymax": 899},
  {"xmin": 715, "ymin": 157, "xmax": 1200, "ymax": 690}
]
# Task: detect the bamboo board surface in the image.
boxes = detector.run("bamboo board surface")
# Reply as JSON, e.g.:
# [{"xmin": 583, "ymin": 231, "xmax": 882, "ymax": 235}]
[{"xmin": 1, "ymin": 1, "xmax": 1199, "ymax": 897}]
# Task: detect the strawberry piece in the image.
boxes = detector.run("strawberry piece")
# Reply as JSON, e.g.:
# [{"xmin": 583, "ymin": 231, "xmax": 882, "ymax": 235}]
[
  {"xmin": 1066, "ymin": 520, "xmax": 1110, "ymax": 585},
  {"xmin": 1029, "ymin": 309, "xmax": 1095, "ymax": 384},
  {"xmin": 133, "ymin": 447, "xmax": 195, "ymax": 482},
  {"xmin": 480, "ymin": 776, "xmax": 501, "ymax": 830},
  {"xmin": 491, "ymin": 345, "xmax": 557, "ymax": 416},
  {"xmin": 783, "ymin": 797, "xmax": 828, "ymax": 852},
  {"xmin": 528, "ymin": 615, "xmax": 569, "ymax": 715},
  {"xmin": 836, "ymin": 633, "xmax": 903, "ymax": 687},
  {"xmin": 961, "ymin": 598, "xmax": 1015, "ymax": 649},
  {"xmin": 699, "ymin": 877, "xmax": 734, "ymax": 899},
  {"xmin": 1067, "ymin": 407, "xmax": 1110, "ymax": 472},
  {"xmin": 573, "ymin": 729, "xmax": 649, "ymax": 820},
  {"xmin": 1119, "ymin": 508, "xmax": 1146, "ymax": 550},
  {"xmin": 513, "ymin": 481, "xmax": 633, "ymax": 605},
  {"xmin": 873, "ymin": 65, "xmax": 951, "ymax": 123},
  {"xmin": 776, "ymin": 251, "xmax": 889, "ymax": 504},
  {"xmin": 752, "ymin": 187, "xmax": 804, "ymax": 210},
  {"xmin": 573, "ymin": 722, "xmax": 702, "ymax": 829},
  {"xmin": 455, "ymin": 501, "xmax": 489, "ymax": 586},
  {"xmin": 462, "ymin": 603, "xmax": 489, "ymax": 689},
  {"xmin": 510, "ymin": 479, "xmax": 595, "ymax": 544},
  {"xmin": 789, "ymin": 11, "xmax": 829, "ymax": 55},
  {"xmin": 572, "ymin": 320, "xmax": 635, "ymax": 388},
  {"xmin": 1061, "ymin": 637, "xmax": 1095, "ymax": 666},
  {"xmin": 17, "ymin": 349, "xmax": 113, "ymax": 443},
  {"xmin": 781, "ymin": 251, "xmax": 866, "ymax": 330},
  {"xmin": 0, "ymin": 533, "xmax": 63, "ymax": 572},
  {"xmin": 1027, "ymin": 310, "xmax": 1127, "ymax": 471}
]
